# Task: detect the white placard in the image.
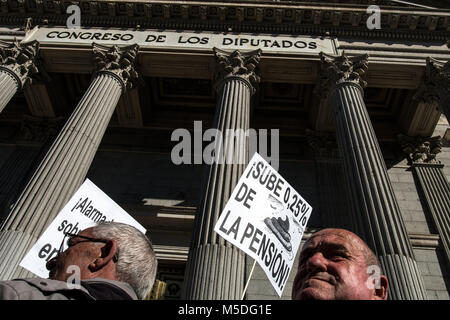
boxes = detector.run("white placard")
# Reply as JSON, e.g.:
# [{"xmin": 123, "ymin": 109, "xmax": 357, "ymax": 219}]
[
  {"xmin": 214, "ymin": 152, "xmax": 313, "ymax": 297},
  {"xmin": 20, "ymin": 178, "xmax": 146, "ymax": 278}
]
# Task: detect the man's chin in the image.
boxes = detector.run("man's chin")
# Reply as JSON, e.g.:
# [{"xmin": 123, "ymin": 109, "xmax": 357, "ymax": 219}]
[{"xmin": 298, "ymin": 287, "xmax": 333, "ymax": 300}]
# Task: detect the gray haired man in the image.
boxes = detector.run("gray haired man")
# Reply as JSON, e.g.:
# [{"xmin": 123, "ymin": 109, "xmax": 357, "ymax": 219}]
[
  {"xmin": 0, "ymin": 222, "xmax": 157, "ymax": 300},
  {"xmin": 292, "ymin": 228, "xmax": 388, "ymax": 300}
]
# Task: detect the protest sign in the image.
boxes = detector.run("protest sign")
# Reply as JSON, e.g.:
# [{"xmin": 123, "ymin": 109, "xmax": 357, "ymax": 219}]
[
  {"xmin": 20, "ymin": 178, "xmax": 146, "ymax": 278},
  {"xmin": 214, "ymin": 152, "xmax": 313, "ymax": 297}
]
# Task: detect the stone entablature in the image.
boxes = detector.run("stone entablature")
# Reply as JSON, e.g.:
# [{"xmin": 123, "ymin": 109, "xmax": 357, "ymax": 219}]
[
  {"xmin": 15, "ymin": 25, "xmax": 448, "ymax": 89},
  {"xmin": 0, "ymin": 1, "xmax": 449, "ymax": 41}
]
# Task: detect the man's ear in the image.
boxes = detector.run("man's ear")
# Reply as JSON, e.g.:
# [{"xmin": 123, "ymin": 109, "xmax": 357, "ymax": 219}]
[
  {"xmin": 89, "ymin": 240, "xmax": 118, "ymax": 271},
  {"xmin": 373, "ymin": 275, "xmax": 389, "ymax": 300}
]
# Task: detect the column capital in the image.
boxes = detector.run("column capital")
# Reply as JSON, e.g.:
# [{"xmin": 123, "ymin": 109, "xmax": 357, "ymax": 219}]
[
  {"xmin": 213, "ymin": 48, "xmax": 261, "ymax": 95},
  {"xmin": 318, "ymin": 52, "xmax": 369, "ymax": 96},
  {"xmin": 0, "ymin": 40, "xmax": 40, "ymax": 89},
  {"xmin": 398, "ymin": 133, "xmax": 443, "ymax": 165},
  {"xmin": 305, "ymin": 129, "xmax": 339, "ymax": 159},
  {"xmin": 15, "ymin": 115, "xmax": 64, "ymax": 144},
  {"xmin": 417, "ymin": 57, "xmax": 450, "ymax": 103},
  {"xmin": 92, "ymin": 43, "xmax": 139, "ymax": 92}
]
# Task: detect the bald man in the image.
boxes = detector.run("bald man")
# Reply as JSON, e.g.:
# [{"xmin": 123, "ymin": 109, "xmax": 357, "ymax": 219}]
[{"xmin": 292, "ymin": 228, "xmax": 388, "ymax": 300}]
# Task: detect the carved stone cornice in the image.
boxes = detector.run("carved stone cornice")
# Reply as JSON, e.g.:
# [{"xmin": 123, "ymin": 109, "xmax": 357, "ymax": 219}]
[
  {"xmin": 319, "ymin": 52, "xmax": 369, "ymax": 95},
  {"xmin": 213, "ymin": 48, "xmax": 261, "ymax": 94},
  {"xmin": 1, "ymin": 1, "xmax": 449, "ymax": 42},
  {"xmin": 305, "ymin": 129, "xmax": 339, "ymax": 159},
  {"xmin": 92, "ymin": 43, "xmax": 139, "ymax": 91},
  {"xmin": 21, "ymin": 17, "xmax": 32, "ymax": 32},
  {"xmin": 0, "ymin": 40, "xmax": 39, "ymax": 89},
  {"xmin": 398, "ymin": 134, "xmax": 443, "ymax": 165}
]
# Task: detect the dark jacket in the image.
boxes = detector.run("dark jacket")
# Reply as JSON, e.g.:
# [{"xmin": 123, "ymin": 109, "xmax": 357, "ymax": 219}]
[{"xmin": 0, "ymin": 277, "xmax": 138, "ymax": 300}]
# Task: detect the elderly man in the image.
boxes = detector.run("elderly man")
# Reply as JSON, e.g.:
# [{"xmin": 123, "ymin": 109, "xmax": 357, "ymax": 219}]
[
  {"xmin": 0, "ymin": 222, "xmax": 157, "ymax": 300},
  {"xmin": 292, "ymin": 228, "xmax": 388, "ymax": 300}
]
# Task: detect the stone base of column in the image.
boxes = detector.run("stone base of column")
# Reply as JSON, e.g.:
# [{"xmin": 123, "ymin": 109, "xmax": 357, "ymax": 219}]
[
  {"xmin": 379, "ymin": 254, "xmax": 428, "ymax": 300},
  {"xmin": 0, "ymin": 230, "xmax": 36, "ymax": 280},
  {"xmin": 184, "ymin": 244, "xmax": 245, "ymax": 299}
]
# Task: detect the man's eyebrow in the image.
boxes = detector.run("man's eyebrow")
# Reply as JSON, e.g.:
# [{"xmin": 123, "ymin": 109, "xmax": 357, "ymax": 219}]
[
  {"xmin": 298, "ymin": 246, "xmax": 317, "ymax": 261},
  {"xmin": 322, "ymin": 242, "xmax": 350, "ymax": 252},
  {"xmin": 68, "ymin": 235, "xmax": 85, "ymax": 246}
]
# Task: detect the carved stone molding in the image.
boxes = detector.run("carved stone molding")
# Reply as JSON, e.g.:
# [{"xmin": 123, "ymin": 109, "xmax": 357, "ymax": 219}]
[
  {"xmin": 213, "ymin": 48, "xmax": 261, "ymax": 94},
  {"xmin": 2, "ymin": 1, "xmax": 448, "ymax": 42},
  {"xmin": 16, "ymin": 115, "xmax": 64, "ymax": 143},
  {"xmin": 398, "ymin": 134, "xmax": 442, "ymax": 165},
  {"xmin": 319, "ymin": 52, "xmax": 369, "ymax": 95},
  {"xmin": 409, "ymin": 233, "xmax": 440, "ymax": 249},
  {"xmin": 92, "ymin": 43, "xmax": 139, "ymax": 91},
  {"xmin": 21, "ymin": 17, "xmax": 33, "ymax": 32},
  {"xmin": 0, "ymin": 40, "xmax": 39, "ymax": 89},
  {"xmin": 305, "ymin": 129, "xmax": 339, "ymax": 159}
]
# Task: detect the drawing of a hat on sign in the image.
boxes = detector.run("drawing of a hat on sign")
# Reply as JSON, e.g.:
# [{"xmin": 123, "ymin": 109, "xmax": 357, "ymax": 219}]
[{"xmin": 264, "ymin": 194, "xmax": 300, "ymax": 260}]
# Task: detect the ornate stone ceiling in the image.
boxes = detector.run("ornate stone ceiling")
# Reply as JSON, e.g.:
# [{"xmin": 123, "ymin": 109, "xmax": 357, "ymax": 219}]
[{"xmin": 0, "ymin": 72, "xmax": 416, "ymax": 141}]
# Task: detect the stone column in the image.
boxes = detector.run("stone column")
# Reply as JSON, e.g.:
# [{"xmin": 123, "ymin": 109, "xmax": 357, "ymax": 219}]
[
  {"xmin": 422, "ymin": 58, "xmax": 450, "ymax": 122},
  {"xmin": 399, "ymin": 134, "xmax": 450, "ymax": 270},
  {"xmin": 0, "ymin": 40, "xmax": 39, "ymax": 113},
  {"xmin": 319, "ymin": 52, "xmax": 428, "ymax": 300},
  {"xmin": 183, "ymin": 49, "xmax": 261, "ymax": 299},
  {"xmin": 0, "ymin": 44, "xmax": 139, "ymax": 280},
  {"xmin": 305, "ymin": 129, "xmax": 351, "ymax": 230}
]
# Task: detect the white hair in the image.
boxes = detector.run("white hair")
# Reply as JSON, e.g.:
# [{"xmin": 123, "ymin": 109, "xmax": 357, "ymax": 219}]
[{"xmin": 91, "ymin": 222, "xmax": 157, "ymax": 300}]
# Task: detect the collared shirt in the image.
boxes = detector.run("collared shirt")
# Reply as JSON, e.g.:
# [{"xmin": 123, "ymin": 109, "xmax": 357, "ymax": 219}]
[{"xmin": 0, "ymin": 277, "xmax": 138, "ymax": 300}]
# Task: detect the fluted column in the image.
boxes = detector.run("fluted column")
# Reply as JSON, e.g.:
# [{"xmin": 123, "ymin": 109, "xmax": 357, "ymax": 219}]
[
  {"xmin": 399, "ymin": 135, "xmax": 450, "ymax": 270},
  {"xmin": 421, "ymin": 58, "xmax": 450, "ymax": 122},
  {"xmin": 183, "ymin": 49, "xmax": 261, "ymax": 299},
  {"xmin": 305, "ymin": 130, "xmax": 351, "ymax": 230},
  {"xmin": 320, "ymin": 52, "xmax": 428, "ymax": 300},
  {"xmin": 0, "ymin": 40, "xmax": 39, "ymax": 113},
  {"xmin": 0, "ymin": 44, "xmax": 139, "ymax": 280}
]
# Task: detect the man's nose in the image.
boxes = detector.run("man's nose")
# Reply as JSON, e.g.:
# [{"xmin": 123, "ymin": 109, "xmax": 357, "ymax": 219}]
[{"xmin": 306, "ymin": 252, "xmax": 328, "ymax": 273}]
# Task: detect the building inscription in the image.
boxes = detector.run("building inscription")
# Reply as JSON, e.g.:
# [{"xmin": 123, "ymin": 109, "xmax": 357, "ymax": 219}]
[{"xmin": 24, "ymin": 27, "xmax": 337, "ymax": 55}]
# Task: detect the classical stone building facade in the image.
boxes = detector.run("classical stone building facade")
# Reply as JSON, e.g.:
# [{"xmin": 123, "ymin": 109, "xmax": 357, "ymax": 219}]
[{"xmin": 0, "ymin": 0, "xmax": 449, "ymax": 300}]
